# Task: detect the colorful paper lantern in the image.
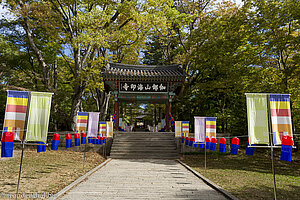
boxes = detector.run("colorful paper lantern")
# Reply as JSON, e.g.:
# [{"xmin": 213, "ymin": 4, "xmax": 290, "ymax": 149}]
[
  {"xmin": 66, "ymin": 134, "xmax": 72, "ymax": 148},
  {"xmin": 37, "ymin": 142, "xmax": 46, "ymax": 153},
  {"xmin": 210, "ymin": 137, "xmax": 217, "ymax": 151},
  {"xmin": 51, "ymin": 133, "xmax": 60, "ymax": 150},
  {"xmin": 246, "ymin": 140, "xmax": 255, "ymax": 156},
  {"xmin": 206, "ymin": 137, "xmax": 211, "ymax": 149},
  {"xmin": 92, "ymin": 137, "xmax": 97, "ymax": 144},
  {"xmin": 74, "ymin": 133, "xmax": 80, "ymax": 146},
  {"xmin": 81, "ymin": 131, "xmax": 86, "ymax": 144},
  {"xmin": 181, "ymin": 135, "xmax": 185, "ymax": 143},
  {"xmin": 189, "ymin": 138, "xmax": 194, "ymax": 147},
  {"xmin": 185, "ymin": 137, "xmax": 189, "ymax": 145},
  {"xmin": 219, "ymin": 138, "xmax": 226, "ymax": 153},
  {"xmin": 281, "ymin": 136, "xmax": 293, "ymax": 162},
  {"xmin": 231, "ymin": 137, "xmax": 239, "ymax": 155},
  {"xmin": 1, "ymin": 132, "xmax": 14, "ymax": 157}
]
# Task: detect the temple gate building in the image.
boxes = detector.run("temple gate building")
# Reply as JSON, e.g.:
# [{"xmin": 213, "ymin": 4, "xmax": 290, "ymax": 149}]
[{"xmin": 102, "ymin": 62, "xmax": 186, "ymax": 131}]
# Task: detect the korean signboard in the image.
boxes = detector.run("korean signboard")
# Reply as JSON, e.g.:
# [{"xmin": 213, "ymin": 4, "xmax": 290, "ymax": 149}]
[{"xmin": 119, "ymin": 82, "xmax": 168, "ymax": 93}]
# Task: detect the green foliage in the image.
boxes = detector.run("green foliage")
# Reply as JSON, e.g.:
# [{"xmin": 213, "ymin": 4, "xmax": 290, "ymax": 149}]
[
  {"xmin": 145, "ymin": 0, "xmax": 299, "ymax": 135},
  {"xmin": 0, "ymin": 0, "xmax": 299, "ymax": 134}
]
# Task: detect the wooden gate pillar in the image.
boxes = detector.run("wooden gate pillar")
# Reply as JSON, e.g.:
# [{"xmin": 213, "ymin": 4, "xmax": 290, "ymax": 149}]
[
  {"xmin": 114, "ymin": 101, "xmax": 119, "ymax": 131},
  {"xmin": 166, "ymin": 102, "xmax": 172, "ymax": 131}
]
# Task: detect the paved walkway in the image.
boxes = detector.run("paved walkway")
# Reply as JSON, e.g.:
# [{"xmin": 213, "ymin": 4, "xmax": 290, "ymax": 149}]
[{"xmin": 59, "ymin": 159, "xmax": 228, "ymax": 200}]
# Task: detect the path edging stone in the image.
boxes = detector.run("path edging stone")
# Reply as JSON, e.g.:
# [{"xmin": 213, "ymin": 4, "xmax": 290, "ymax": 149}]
[
  {"xmin": 48, "ymin": 158, "xmax": 112, "ymax": 200},
  {"xmin": 176, "ymin": 159, "xmax": 240, "ymax": 200}
]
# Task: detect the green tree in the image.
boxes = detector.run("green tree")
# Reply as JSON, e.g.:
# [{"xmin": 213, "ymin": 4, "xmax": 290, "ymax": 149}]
[{"xmin": 2, "ymin": 0, "xmax": 181, "ymax": 130}]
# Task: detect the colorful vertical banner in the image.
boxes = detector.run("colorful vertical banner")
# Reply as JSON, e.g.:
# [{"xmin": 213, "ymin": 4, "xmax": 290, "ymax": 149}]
[
  {"xmin": 246, "ymin": 93, "xmax": 270, "ymax": 145},
  {"xmin": 106, "ymin": 121, "xmax": 113, "ymax": 137},
  {"xmin": 99, "ymin": 122, "xmax": 107, "ymax": 137},
  {"xmin": 25, "ymin": 92, "xmax": 53, "ymax": 143},
  {"xmin": 76, "ymin": 112, "xmax": 88, "ymax": 132},
  {"xmin": 119, "ymin": 118, "xmax": 123, "ymax": 127},
  {"xmin": 87, "ymin": 112, "xmax": 100, "ymax": 137},
  {"xmin": 161, "ymin": 119, "xmax": 165, "ymax": 128},
  {"xmin": 182, "ymin": 121, "xmax": 189, "ymax": 137},
  {"xmin": 206, "ymin": 117, "xmax": 217, "ymax": 138},
  {"xmin": 269, "ymin": 94, "xmax": 293, "ymax": 145},
  {"xmin": 194, "ymin": 117, "xmax": 206, "ymax": 143},
  {"xmin": 158, "ymin": 122, "xmax": 162, "ymax": 131},
  {"xmin": 175, "ymin": 121, "xmax": 181, "ymax": 137},
  {"xmin": 3, "ymin": 90, "xmax": 29, "ymax": 141},
  {"xmin": 122, "ymin": 121, "xmax": 126, "ymax": 130}
]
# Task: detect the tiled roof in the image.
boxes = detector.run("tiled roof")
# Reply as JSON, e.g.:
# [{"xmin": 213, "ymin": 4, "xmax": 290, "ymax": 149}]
[{"xmin": 102, "ymin": 63, "xmax": 186, "ymax": 81}]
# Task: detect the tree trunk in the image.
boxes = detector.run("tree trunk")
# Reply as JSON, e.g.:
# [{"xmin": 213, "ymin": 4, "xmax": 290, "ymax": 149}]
[
  {"xmin": 20, "ymin": 1, "xmax": 52, "ymax": 91},
  {"xmin": 70, "ymin": 83, "xmax": 86, "ymax": 131},
  {"xmin": 99, "ymin": 90, "xmax": 111, "ymax": 121}
]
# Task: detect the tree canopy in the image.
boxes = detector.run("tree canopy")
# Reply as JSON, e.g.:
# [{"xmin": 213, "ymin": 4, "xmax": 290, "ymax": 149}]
[{"xmin": 0, "ymin": 0, "xmax": 299, "ymax": 135}]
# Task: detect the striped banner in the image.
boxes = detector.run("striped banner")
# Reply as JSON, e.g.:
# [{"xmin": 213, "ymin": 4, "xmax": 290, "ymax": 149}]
[
  {"xmin": 206, "ymin": 117, "xmax": 217, "ymax": 138},
  {"xmin": 182, "ymin": 121, "xmax": 189, "ymax": 137},
  {"xmin": 99, "ymin": 122, "xmax": 107, "ymax": 137},
  {"xmin": 269, "ymin": 94, "xmax": 293, "ymax": 145},
  {"xmin": 175, "ymin": 121, "xmax": 181, "ymax": 137},
  {"xmin": 107, "ymin": 122, "xmax": 113, "ymax": 137},
  {"xmin": 3, "ymin": 90, "xmax": 29, "ymax": 141},
  {"xmin": 76, "ymin": 112, "xmax": 88, "ymax": 132}
]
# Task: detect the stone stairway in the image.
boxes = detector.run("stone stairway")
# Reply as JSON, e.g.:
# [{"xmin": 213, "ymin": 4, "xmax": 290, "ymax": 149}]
[{"xmin": 109, "ymin": 132, "xmax": 179, "ymax": 159}]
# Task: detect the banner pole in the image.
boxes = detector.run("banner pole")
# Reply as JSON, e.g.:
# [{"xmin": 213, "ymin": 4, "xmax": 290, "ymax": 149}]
[
  {"xmin": 15, "ymin": 92, "xmax": 31, "ymax": 200},
  {"xmin": 181, "ymin": 137, "xmax": 183, "ymax": 154},
  {"xmin": 83, "ymin": 142, "xmax": 87, "ymax": 170},
  {"xmin": 204, "ymin": 119, "xmax": 207, "ymax": 170},
  {"xmin": 271, "ymin": 145, "xmax": 277, "ymax": 200},
  {"xmin": 104, "ymin": 142, "xmax": 106, "ymax": 159},
  {"xmin": 16, "ymin": 142, "xmax": 25, "ymax": 200},
  {"xmin": 204, "ymin": 142, "xmax": 207, "ymax": 170},
  {"xmin": 267, "ymin": 94, "xmax": 277, "ymax": 200}
]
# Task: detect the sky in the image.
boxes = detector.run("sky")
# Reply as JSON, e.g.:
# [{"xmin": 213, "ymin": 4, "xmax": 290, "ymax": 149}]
[{"xmin": 0, "ymin": 1, "xmax": 14, "ymax": 20}]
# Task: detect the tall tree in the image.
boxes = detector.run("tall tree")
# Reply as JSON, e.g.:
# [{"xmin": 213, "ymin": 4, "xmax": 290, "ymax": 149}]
[{"xmin": 3, "ymin": 0, "xmax": 180, "ymax": 130}]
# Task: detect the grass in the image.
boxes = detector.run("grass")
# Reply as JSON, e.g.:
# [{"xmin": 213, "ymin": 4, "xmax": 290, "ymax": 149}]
[
  {"xmin": 181, "ymin": 148, "xmax": 300, "ymax": 200},
  {"xmin": 0, "ymin": 149, "xmax": 105, "ymax": 197}
]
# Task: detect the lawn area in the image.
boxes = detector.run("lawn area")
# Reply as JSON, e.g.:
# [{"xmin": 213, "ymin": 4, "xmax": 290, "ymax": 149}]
[
  {"xmin": 181, "ymin": 148, "xmax": 300, "ymax": 200},
  {"xmin": 0, "ymin": 149, "xmax": 105, "ymax": 197}
]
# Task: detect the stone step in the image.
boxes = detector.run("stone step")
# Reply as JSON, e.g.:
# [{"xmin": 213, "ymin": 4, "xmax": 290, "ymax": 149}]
[
  {"xmin": 116, "ymin": 133, "xmax": 174, "ymax": 137},
  {"xmin": 110, "ymin": 149, "xmax": 178, "ymax": 154},
  {"xmin": 111, "ymin": 143, "xmax": 176, "ymax": 146},
  {"xmin": 115, "ymin": 134, "xmax": 174, "ymax": 138},
  {"xmin": 113, "ymin": 140, "xmax": 175, "ymax": 143},
  {"xmin": 111, "ymin": 146, "xmax": 177, "ymax": 150},
  {"xmin": 114, "ymin": 138, "xmax": 174, "ymax": 141},
  {"xmin": 110, "ymin": 132, "xmax": 178, "ymax": 159},
  {"xmin": 110, "ymin": 152, "xmax": 178, "ymax": 155},
  {"xmin": 109, "ymin": 153, "xmax": 178, "ymax": 158},
  {"xmin": 114, "ymin": 138, "xmax": 175, "ymax": 141},
  {"xmin": 109, "ymin": 156, "xmax": 178, "ymax": 159},
  {"xmin": 111, "ymin": 145, "xmax": 177, "ymax": 149},
  {"xmin": 117, "ymin": 131, "xmax": 173, "ymax": 134},
  {"xmin": 113, "ymin": 141, "xmax": 175, "ymax": 145},
  {"xmin": 112, "ymin": 143, "xmax": 176, "ymax": 148},
  {"xmin": 115, "ymin": 135, "xmax": 174, "ymax": 138},
  {"xmin": 112, "ymin": 141, "xmax": 175, "ymax": 144}
]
